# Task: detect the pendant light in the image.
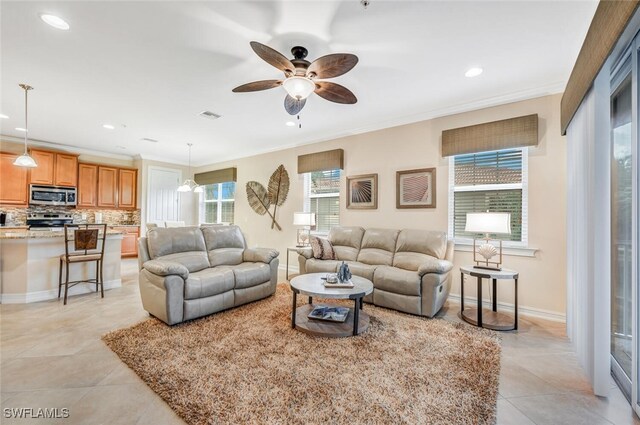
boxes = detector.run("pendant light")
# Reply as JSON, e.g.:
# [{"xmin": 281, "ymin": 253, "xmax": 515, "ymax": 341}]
[
  {"xmin": 13, "ymin": 84, "xmax": 37, "ymax": 168},
  {"xmin": 177, "ymin": 143, "xmax": 203, "ymax": 193}
]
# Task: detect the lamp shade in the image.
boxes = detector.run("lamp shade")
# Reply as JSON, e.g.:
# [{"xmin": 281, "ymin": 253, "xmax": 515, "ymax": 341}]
[
  {"xmin": 293, "ymin": 212, "xmax": 316, "ymax": 226},
  {"xmin": 283, "ymin": 77, "xmax": 315, "ymax": 100},
  {"xmin": 465, "ymin": 212, "xmax": 511, "ymax": 234}
]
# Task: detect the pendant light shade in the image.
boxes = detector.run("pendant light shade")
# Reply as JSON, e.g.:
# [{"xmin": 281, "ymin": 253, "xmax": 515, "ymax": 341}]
[
  {"xmin": 177, "ymin": 143, "xmax": 202, "ymax": 193},
  {"xmin": 13, "ymin": 84, "xmax": 37, "ymax": 168},
  {"xmin": 13, "ymin": 153, "xmax": 38, "ymax": 168}
]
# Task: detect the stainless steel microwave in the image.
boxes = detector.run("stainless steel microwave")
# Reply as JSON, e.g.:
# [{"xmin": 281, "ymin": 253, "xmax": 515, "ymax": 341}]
[{"xmin": 29, "ymin": 185, "xmax": 77, "ymax": 206}]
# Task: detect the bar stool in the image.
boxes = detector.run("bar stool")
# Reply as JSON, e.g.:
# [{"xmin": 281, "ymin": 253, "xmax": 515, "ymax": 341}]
[{"xmin": 58, "ymin": 224, "xmax": 107, "ymax": 305}]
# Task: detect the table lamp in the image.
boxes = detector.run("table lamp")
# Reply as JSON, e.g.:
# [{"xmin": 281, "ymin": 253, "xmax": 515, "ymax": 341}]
[
  {"xmin": 293, "ymin": 212, "xmax": 316, "ymax": 247},
  {"xmin": 465, "ymin": 212, "xmax": 511, "ymax": 271}
]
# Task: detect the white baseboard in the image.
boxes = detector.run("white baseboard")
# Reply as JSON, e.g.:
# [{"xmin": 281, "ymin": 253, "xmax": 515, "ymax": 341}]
[
  {"xmin": 447, "ymin": 293, "xmax": 566, "ymax": 323},
  {"xmin": 1, "ymin": 279, "xmax": 122, "ymax": 304}
]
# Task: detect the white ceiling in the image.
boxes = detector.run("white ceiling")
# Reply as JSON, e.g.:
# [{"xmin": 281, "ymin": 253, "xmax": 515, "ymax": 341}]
[{"xmin": 1, "ymin": 1, "xmax": 597, "ymax": 166}]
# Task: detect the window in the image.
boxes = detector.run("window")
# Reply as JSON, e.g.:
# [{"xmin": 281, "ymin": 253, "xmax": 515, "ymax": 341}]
[
  {"xmin": 448, "ymin": 148, "xmax": 527, "ymax": 244},
  {"xmin": 199, "ymin": 182, "xmax": 236, "ymax": 224},
  {"xmin": 304, "ymin": 169, "xmax": 341, "ymax": 234}
]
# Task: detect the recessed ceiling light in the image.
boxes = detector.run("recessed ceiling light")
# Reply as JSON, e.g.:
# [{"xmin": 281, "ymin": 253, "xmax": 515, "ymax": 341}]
[
  {"xmin": 465, "ymin": 67, "xmax": 483, "ymax": 78},
  {"xmin": 0, "ymin": 114, "xmax": 8, "ymax": 119},
  {"xmin": 40, "ymin": 14, "xmax": 70, "ymax": 30},
  {"xmin": 285, "ymin": 121, "xmax": 296, "ymax": 127},
  {"xmin": 103, "ymin": 124, "xmax": 115, "ymax": 130},
  {"xmin": 15, "ymin": 127, "xmax": 27, "ymax": 132}
]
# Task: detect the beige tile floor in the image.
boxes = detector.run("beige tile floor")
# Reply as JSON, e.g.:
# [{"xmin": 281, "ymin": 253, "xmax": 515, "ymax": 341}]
[{"xmin": 0, "ymin": 259, "xmax": 638, "ymax": 425}]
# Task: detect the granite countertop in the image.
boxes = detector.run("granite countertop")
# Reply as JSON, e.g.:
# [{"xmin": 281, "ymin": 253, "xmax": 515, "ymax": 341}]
[
  {"xmin": 107, "ymin": 224, "xmax": 140, "ymax": 227},
  {"xmin": 0, "ymin": 230, "xmax": 125, "ymax": 240}
]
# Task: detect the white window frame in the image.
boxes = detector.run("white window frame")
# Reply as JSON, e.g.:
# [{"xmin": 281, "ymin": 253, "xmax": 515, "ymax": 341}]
[
  {"xmin": 199, "ymin": 182, "xmax": 235, "ymax": 225},
  {"xmin": 303, "ymin": 170, "xmax": 341, "ymax": 236},
  {"xmin": 447, "ymin": 148, "xmax": 531, "ymax": 253}
]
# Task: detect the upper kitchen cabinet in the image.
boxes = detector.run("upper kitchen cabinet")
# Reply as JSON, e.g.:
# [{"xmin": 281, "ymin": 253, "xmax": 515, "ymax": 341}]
[
  {"xmin": 77, "ymin": 163, "xmax": 98, "ymax": 207},
  {"xmin": 118, "ymin": 168, "xmax": 137, "ymax": 209},
  {"xmin": 0, "ymin": 152, "xmax": 29, "ymax": 205},
  {"xmin": 28, "ymin": 149, "xmax": 55, "ymax": 185},
  {"xmin": 28, "ymin": 149, "xmax": 78, "ymax": 187},
  {"xmin": 54, "ymin": 154, "xmax": 78, "ymax": 186},
  {"xmin": 97, "ymin": 166, "xmax": 118, "ymax": 208}
]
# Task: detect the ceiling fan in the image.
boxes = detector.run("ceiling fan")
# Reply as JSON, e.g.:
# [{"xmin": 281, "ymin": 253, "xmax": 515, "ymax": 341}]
[{"xmin": 232, "ymin": 41, "xmax": 358, "ymax": 115}]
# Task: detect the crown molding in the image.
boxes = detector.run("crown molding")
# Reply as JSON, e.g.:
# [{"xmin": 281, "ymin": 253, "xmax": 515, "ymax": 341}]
[{"xmin": 0, "ymin": 135, "xmax": 136, "ymax": 162}]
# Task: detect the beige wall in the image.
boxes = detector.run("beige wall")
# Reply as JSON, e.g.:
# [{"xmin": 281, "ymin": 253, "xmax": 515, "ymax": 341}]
[{"xmin": 195, "ymin": 93, "xmax": 567, "ymax": 319}]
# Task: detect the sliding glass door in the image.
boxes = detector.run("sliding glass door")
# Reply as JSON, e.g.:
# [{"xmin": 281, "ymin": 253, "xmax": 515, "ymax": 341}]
[{"xmin": 611, "ymin": 57, "xmax": 633, "ymax": 398}]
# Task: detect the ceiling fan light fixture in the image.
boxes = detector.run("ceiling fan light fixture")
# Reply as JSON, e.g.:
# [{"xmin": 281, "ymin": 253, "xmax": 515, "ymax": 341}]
[{"xmin": 283, "ymin": 76, "xmax": 315, "ymax": 100}]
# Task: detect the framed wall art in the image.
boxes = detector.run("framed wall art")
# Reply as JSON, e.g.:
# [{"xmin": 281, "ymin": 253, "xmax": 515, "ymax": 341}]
[
  {"xmin": 346, "ymin": 173, "xmax": 378, "ymax": 209},
  {"xmin": 396, "ymin": 168, "xmax": 436, "ymax": 209}
]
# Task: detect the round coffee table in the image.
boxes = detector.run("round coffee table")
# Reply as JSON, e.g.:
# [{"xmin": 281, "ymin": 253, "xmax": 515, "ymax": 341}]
[{"xmin": 289, "ymin": 273, "xmax": 374, "ymax": 337}]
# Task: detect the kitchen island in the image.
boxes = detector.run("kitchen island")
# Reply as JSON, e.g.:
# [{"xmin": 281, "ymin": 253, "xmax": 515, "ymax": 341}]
[{"xmin": 0, "ymin": 229, "xmax": 124, "ymax": 303}]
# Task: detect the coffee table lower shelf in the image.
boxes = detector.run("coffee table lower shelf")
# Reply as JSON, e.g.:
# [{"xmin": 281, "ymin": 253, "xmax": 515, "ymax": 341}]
[{"xmin": 294, "ymin": 304, "xmax": 370, "ymax": 338}]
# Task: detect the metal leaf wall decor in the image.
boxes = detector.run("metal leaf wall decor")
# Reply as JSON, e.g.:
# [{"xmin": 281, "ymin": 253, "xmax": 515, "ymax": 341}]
[
  {"xmin": 267, "ymin": 165, "xmax": 290, "ymax": 229},
  {"xmin": 245, "ymin": 164, "xmax": 289, "ymax": 231}
]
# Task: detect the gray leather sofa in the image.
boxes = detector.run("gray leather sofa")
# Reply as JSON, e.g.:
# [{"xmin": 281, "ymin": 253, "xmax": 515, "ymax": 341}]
[
  {"xmin": 138, "ymin": 225, "xmax": 279, "ymax": 325},
  {"xmin": 297, "ymin": 227, "xmax": 454, "ymax": 317}
]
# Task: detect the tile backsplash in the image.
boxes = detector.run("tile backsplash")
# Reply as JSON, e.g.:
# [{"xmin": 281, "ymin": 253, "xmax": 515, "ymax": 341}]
[{"xmin": 1, "ymin": 207, "xmax": 141, "ymax": 226}]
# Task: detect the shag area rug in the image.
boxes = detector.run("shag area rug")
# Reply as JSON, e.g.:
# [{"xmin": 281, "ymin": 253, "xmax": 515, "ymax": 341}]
[{"xmin": 103, "ymin": 284, "xmax": 501, "ymax": 425}]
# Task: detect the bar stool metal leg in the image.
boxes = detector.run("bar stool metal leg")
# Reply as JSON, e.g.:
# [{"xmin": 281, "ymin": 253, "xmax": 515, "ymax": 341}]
[
  {"xmin": 101, "ymin": 260, "xmax": 105, "ymax": 298},
  {"xmin": 58, "ymin": 258, "xmax": 63, "ymax": 298},
  {"xmin": 63, "ymin": 260, "xmax": 70, "ymax": 305}
]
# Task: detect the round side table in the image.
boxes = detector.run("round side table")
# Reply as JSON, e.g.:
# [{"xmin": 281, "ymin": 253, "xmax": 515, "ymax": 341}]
[{"xmin": 459, "ymin": 266, "xmax": 519, "ymax": 331}]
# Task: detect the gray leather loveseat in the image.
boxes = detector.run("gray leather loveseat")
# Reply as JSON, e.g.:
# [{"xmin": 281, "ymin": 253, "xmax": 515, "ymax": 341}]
[
  {"xmin": 138, "ymin": 225, "xmax": 279, "ymax": 325},
  {"xmin": 297, "ymin": 227, "xmax": 454, "ymax": 317}
]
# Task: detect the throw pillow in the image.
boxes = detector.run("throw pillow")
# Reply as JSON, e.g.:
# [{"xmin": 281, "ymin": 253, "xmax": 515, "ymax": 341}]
[{"xmin": 310, "ymin": 236, "xmax": 336, "ymax": 260}]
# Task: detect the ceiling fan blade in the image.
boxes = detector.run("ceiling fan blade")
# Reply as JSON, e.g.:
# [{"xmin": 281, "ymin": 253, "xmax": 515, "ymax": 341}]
[
  {"xmin": 250, "ymin": 41, "xmax": 295, "ymax": 75},
  {"xmin": 284, "ymin": 95, "xmax": 306, "ymax": 115},
  {"xmin": 314, "ymin": 82, "xmax": 357, "ymax": 104},
  {"xmin": 307, "ymin": 54, "xmax": 358, "ymax": 79},
  {"xmin": 232, "ymin": 80, "xmax": 282, "ymax": 93}
]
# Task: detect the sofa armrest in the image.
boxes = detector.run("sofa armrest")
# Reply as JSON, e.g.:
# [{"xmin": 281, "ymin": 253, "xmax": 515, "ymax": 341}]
[
  {"xmin": 143, "ymin": 260, "xmax": 189, "ymax": 280},
  {"xmin": 296, "ymin": 247, "xmax": 313, "ymax": 259},
  {"xmin": 418, "ymin": 258, "xmax": 453, "ymax": 276},
  {"xmin": 244, "ymin": 248, "xmax": 279, "ymax": 263}
]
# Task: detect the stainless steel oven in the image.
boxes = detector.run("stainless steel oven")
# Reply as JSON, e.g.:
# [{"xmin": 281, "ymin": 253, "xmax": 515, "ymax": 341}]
[{"xmin": 29, "ymin": 185, "xmax": 77, "ymax": 206}]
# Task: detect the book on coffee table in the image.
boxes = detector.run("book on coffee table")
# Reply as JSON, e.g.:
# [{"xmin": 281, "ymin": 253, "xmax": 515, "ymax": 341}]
[
  {"xmin": 308, "ymin": 306, "xmax": 350, "ymax": 322},
  {"xmin": 323, "ymin": 280, "xmax": 354, "ymax": 289}
]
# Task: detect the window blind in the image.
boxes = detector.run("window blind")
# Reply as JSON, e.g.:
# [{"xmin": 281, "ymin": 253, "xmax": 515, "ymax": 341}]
[
  {"xmin": 305, "ymin": 169, "xmax": 340, "ymax": 233},
  {"xmin": 454, "ymin": 149, "xmax": 523, "ymax": 185},
  {"xmin": 453, "ymin": 190, "xmax": 523, "ymax": 241},
  {"xmin": 311, "ymin": 197, "xmax": 340, "ymax": 233},
  {"xmin": 451, "ymin": 148, "xmax": 525, "ymax": 242}
]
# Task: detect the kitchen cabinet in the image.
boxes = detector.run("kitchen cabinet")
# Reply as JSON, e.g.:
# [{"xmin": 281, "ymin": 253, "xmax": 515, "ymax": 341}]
[
  {"xmin": 110, "ymin": 226, "xmax": 139, "ymax": 257},
  {"xmin": 118, "ymin": 168, "xmax": 137, "ymax": 209},
  {"xmin": 77, "ymin": 164, "xmax": 98, "ymax": 207},
  {"xmin": 0, "ymin": 152, "xmax": 29, "ymax": 205},
  {"xmin": 54, "ymin": 154, "xmax": 78, "ymax": 186},
  {"xmin": 97, "ymin": 166, "xmax": 118, "ymax": 208},
  {"xmin": 28, "ymin": 149, "xmax": 78, "ymax": 187},
  {"xmin": 79, "ymin": 164, "xmax": 138, "ymax": 210},
  {"xmin": 28, "ymin": 150, "xmax": 55, "ymax": 185}
]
